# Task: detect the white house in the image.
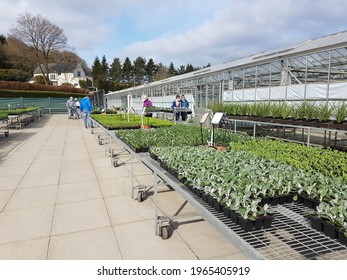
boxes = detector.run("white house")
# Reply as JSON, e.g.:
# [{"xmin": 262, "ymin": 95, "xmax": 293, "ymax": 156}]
[{"xmin": 33, "ymin": 62, "xmax": 93, "ymax": 88}]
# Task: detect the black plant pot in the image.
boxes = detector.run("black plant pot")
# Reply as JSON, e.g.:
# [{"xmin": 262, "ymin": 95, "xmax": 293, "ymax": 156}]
[
  {"xmin": 285, "ymin": 193, "xmax": 295, "ymax": 203},
  {"xmin": 262, "ymin": 215, "xmax": 274, "ymax": 229},
  {"xmin": 238, "ymin": 217, "xmax": 254, "ymax": 232},
  {"xmin": 301, "ymin": 195, "xmax": 319, "ymax": 209},
  {"xmin": 195, "ymin": 189, "xmax": 203, "ymax": 198},
  {"xmin": 222, "ymin": 206, "xmax": 231, "ymax": 218},
  {"xmin": 270, "ymin": 196, "xmax": 279, "ymax": 206},
  {"xmin": 229, "ymin": 210, "xmax": 239, "ymax": 224},
  {"xmin": 308, "ymin": 215, "xmax": 324, "ymax": 232},
  {"xmin": 213, "ymin": 199, "xmax": 223, "ymax": 212},
  {"xmin": 207, "ymin": 196, "xmax": 215, "ymax": 207},
  {"xmin": 149, "ymin": 152, "xmax": 157, "ymax": 161},
  {"xmin": 322, "ymin": 220, "xmax": 339, "ymax": 239},
  {"xmin": 202, "ymin": 193, "xmax": 208, "ymax": 203},
  {"xmin": 259, "ymin": 197, "xmax": 271, "ymax": 206},
  {"xmin": 254, "ymin": 218, "xmax": 264, "ymax": 230},
  {"xmin": 338, "ymin": 230, "xmax": 347, "ymax": 246}
]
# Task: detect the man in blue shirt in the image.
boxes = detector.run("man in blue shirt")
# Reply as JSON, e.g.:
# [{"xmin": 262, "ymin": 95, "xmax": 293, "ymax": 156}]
[{"xmin": 80, "ymin": 95, "xmax": 94, "ymax": 128}]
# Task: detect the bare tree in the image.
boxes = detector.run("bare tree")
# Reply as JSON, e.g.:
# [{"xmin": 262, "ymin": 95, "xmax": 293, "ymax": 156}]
[{"xmin": 10, "ymin": 13, "xmax": 68, "ymax": 85}]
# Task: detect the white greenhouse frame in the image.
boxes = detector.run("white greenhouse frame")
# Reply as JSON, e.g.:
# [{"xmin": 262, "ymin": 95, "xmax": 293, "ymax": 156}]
[{"xmin": 105, "ymin": 30, "xmax": 347, "ymax": 112}]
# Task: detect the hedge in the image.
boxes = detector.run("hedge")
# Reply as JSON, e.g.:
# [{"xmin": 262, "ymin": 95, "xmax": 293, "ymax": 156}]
[
  {"xmin": 0, "ymin": 81, "xmax": 87, "ymax": 94},
  {"xmin": 0, "ymin": 89, "xmax": 86, "ymax": 98}
]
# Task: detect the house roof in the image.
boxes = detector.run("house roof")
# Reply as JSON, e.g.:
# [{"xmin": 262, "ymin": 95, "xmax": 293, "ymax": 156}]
[{"xmin": 33, "ymin": 62, "xmax": 91, "ymax": 76}]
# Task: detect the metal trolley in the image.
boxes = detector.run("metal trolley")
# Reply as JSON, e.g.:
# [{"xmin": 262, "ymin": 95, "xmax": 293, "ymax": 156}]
[
  {"xmin": 0, "ymin": 117, "xmax": 9, "ymax": 137},
  {"xmin": 90, "ymin": 118, "xmax": 347, "ymax": 260}
]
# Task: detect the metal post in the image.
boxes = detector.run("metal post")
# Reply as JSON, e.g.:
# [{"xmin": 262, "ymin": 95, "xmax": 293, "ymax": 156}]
[
  {"xmin": 154, "ymin": 171, "xmax": 159, "ymax": 235},
  {"xmin": 307, "ymin": 128, "xmax": 311, "ymax": 146}
]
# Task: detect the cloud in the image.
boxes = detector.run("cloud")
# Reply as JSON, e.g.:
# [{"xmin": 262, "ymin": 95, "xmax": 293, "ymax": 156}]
[
  {"xmin": 118, "ymin": 0, "xmax": 347, "ymax": 67},
  {"xmin": 1, "ymin": 0, "xmax": 347, "ymax": 68}
]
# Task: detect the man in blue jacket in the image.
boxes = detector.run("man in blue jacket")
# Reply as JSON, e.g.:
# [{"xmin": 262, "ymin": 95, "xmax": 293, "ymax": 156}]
[{"xmin": 80, "ymin": 95, "xmax": 94, "ymax": 128}]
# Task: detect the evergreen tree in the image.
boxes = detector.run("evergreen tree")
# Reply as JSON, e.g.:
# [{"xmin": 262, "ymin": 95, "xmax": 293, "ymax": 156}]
[
  {"xmin": 145, "ymin": 58, "xmax": 157, "ymax": 83},
  {"xmin": 186, "ymin": 63, "xmax": 195, "ymax": 73},
  {"xmin": 133, "ymin": 56, "xmax": 146, "ymax": 85},
  {"xmin": 100, "ymin": 55, "xmax": 109, "ymax": 80},
  {"xmin": 177, "ymin": 65, "xmax": 186, "ymax": 75},
  {"xmin": 91, "ymin": 56, "xmax": 102, "ymax": 77},
  {"xmin": 122, "ymin": 57, "xmax": 133, "ymax": 83},
  {"xmin": 168, "ymin": 62, "xmax": 176, "ymax": 76},
  {"xmin": 109, "ymin": 57, "xmax": 122, "ymax": 82}
]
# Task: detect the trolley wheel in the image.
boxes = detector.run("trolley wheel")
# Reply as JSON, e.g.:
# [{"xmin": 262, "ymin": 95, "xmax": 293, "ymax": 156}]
[
  {"xmin": 137, "ymin": 191, "xmax": 145, "ymax": 202},
  {"xmin": 91, "ymin": 129, "xmax": 94, "ymax": 134},
  {"xmin": 113, "ymin": 159, "xmax": 118, "ymax": 167},
  {"xmin": 99, "ymin": 140, "xmax": 103, "ymax": 145},
  {"xmin": 161, "ymin": 226, "xmax": 169, "ymax": 240},
  {"xmin": 4, "ymin": 132, "xmax": 8, "ymax": 137}
]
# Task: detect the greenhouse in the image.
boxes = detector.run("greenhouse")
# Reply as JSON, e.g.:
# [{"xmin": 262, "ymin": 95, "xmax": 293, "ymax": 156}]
[{"xmin": 106, "ymin": 30, "xmax": 347, "ymax": 112}]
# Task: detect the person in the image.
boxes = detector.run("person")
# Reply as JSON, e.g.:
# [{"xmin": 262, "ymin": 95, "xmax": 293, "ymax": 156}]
[
  {"xmin": 74, "ymin": 98, "xmax": 81, "ymax": 118},
  {"xmin": 80, "ymin": 95, "xmax": 94, "ymax": 128},
  {"xmin": 66, "ymin": 96, "xmax": 75, "ymax": 119},
  {"xmin": 141, "ymin": 95, "xmax": 153, "ymax": 117},
  {"xmin": 180, "ymin": 94, "xmax": 189, "ymax": 121},
  {"xmin": 171, "ymin": 94, "xmax": 182, "ymax": 121}
]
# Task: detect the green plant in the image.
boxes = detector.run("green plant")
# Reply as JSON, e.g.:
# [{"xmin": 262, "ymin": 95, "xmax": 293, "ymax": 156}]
[
  {"xmin": 317, "ymin": 103, "xmax": 334, "ymax": 122},
  {"xmin": 0, "ymin": 112, "xmax": 8, "ymax": 120},
  {"xmin": 335, "ymin": 102, "xmax": 347, "ymax": 123}
]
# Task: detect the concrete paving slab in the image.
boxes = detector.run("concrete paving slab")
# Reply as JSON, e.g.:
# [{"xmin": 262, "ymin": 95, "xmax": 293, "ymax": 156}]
[
  {"xmin": 0, "ymin": 164, "xmax": 30, "ymax": 176},
  {"xmin": 92, "ymin": 157, "xmax": 113, "ymax": 168},
  {"xmin": 5, "ymin": 185, "xmax": 57, "ymax": 211},
  {"xmin": 51, "ymin": 199, "xmax": 111, "ymax": 236},
  {"xmin": 0, "ymin": 190, "xmax": 14, "ymax": 211},
  {"xmin": 0, "ymin": 155, "xmax": 34, "ymax": 166},
  {"xmin": 27, "ymin": 161, "xmax": 62, "ymax": 174},
  {"xmin": 173, "ymin": 220, "xmax": 245, "ymax": 260},
  {"xmin": 0, "ymin": 206, "xmax": 54, "ymax": 244},
  {"xmin": 18, "ymin": 171, "xmax": 60, "ymax": 188},
  {"xmin": 32, "ymin": 154, "xmax": 63, "ymax": 164},
  {"xmin": 0, "ymin": 238, "xmax": 49, "ymax": 260},
  {"xmin": 95, "ymin": 165, "xmax": 131, "ymax": 180},
  {"xmin": 59, "ymin": 168, "xmax": 97, "ymax": 184},
  {"xmin": 0, "ymin": 175, "xmax": 22, "ymax": 191},
  {"xmin": 60, "ymin": 159, "xmax": 94, "ymax": 172},
  {"xmin": 48, "ymin": 227, "xmax": 122, "ymax": 260},
  {"xmin": 105, "ymin": 195, "xmax": 155, "ymax": 225},
  {"xmin": 62, "ymin": 153, "xmax": 90, "ymax": 162},
  {"xmin": 113, "ymin": 220, "xmax": 198, "ymax": 260},
  {"xmin": 56, "ymin": 181, "xmax": 102, "ymax": 204},
  {"xmin": 99, "ymin": 177, "xmax": 133, "ymax": 197}
]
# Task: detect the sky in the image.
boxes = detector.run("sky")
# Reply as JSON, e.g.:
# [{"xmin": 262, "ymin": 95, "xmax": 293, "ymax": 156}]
[{"xmin": 1, "ymin": 0, "xmax": 347, "ymax": 69}]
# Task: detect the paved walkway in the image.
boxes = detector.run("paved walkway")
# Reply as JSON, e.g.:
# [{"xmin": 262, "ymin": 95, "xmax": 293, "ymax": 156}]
[{"xmin": 0, "ymin": 114, "xmax": 247, "ymax": 260}]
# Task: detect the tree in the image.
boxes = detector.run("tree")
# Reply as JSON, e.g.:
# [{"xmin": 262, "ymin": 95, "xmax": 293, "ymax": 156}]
[
  {"xmin": 2, "ymin": 36, "xmax": 37, "ymax": 74},
  {"xmin": 186, "ymin": 63, "xmax": 195, "ymax": 73},
  {"xmin": 154, "ymin": 63, "xmax": 169, "ymax": 81},
  {"xmin": 145, "ymin": 58, "xmax": 157, "ymax": 83},
  {"xmin": 122, "ymin": 57, "xmax": 133, "ymax": 83},
  {"xmin": 133, "ymin": 56, "xmax": 146, "ymax": 85},
  {"xmin": 100, "ymin": 55, "xmax": 109, "ymax": 81},
  {"xmin": 177, "ymin": 65, "xmax": 186, "ymax": 75},
  {"xmin": 168, "ymin": 62, "xmax": 176, "ymax": 76},
  {"xmin": 9, "ymin": 13, "xmax": 68, "ymax": 85},
  {"xmin": 91, "ymin": 56, "xmax": 102, "ymax": 77},
  {"xmin": 109, "ymin": 57, "xmax": 122, "ymax": 82},
  {"xmin": 0, "ymin": 34, "xmax": 8, "ymax": 68}
]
